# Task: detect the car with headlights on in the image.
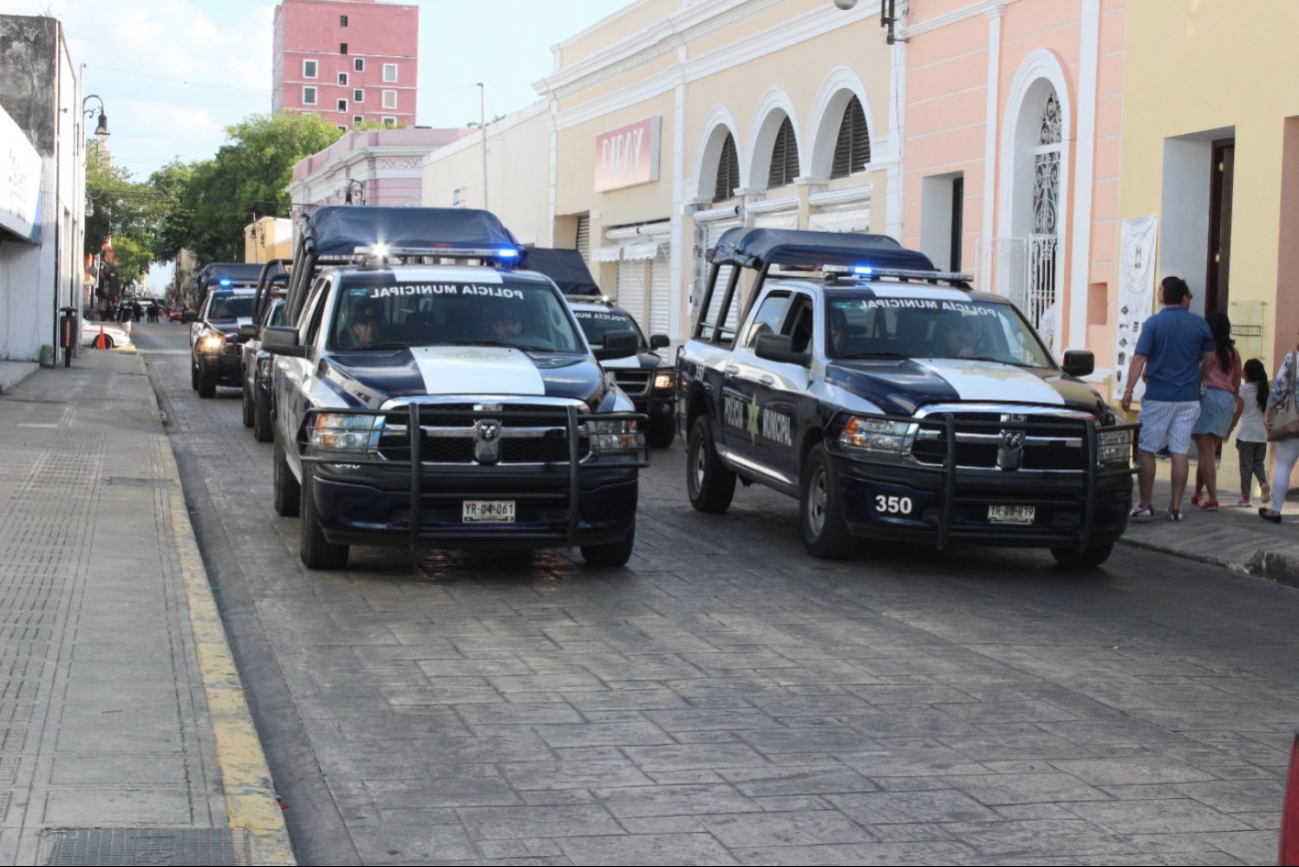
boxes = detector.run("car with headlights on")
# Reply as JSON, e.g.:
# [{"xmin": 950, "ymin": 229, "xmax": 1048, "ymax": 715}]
[
  {"xmin": 190, "ymin": 289, "xmax": 256, "ymax": 398},
  {"xmin": 677, "ymin": 228, "xmax": 1137, "ymax": 566}
]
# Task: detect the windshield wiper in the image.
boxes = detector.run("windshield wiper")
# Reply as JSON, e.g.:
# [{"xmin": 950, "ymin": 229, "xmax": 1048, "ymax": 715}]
[
  {"xmin": 966, "ymin": 355, "xmax": 1036, "ymax": 369},
  {"xmin": 340, "ymin": 342, "xmax": 409, "ymax": 352},
  {"xmin": 836, "ymin": 351, "xmax": 912, "ymax": 360}
]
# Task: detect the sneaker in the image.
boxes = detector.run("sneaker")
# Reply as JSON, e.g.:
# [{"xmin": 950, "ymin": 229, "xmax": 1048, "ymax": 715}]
[
  {"xmin": 1130, "ymin": 505, "xmax": 1155, "ymax": 522},
  {"xmin": 1198, "ymin": 499, "xmax": 1219, "ymax": 512},
  {"xmin": 1237, "ymin": 497, "xmax": 1252, "ymax": 508},
  {"xmin": 1190, "ymin": 492, "xmax": 1204, "ymax": 506},
  {"xmin": 1168, "ymin": 509, "xmax": 1184, "ymax": 522}
]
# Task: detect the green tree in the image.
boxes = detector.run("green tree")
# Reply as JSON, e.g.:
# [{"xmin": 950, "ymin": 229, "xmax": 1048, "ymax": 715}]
[
  {"xmin": 146, "ymin": 159, "xmax": 195, "ymax": 264},
  {"xmin": 351, "ymin": 119, "xmax": 407, "ymax": 131},
  {"xmin": 176, "ymin": 112, "xmax": 343, "ymax": 262},
  {"xmin": 85, "ymin": 147, "xmax": 159, "ymax": 285}
]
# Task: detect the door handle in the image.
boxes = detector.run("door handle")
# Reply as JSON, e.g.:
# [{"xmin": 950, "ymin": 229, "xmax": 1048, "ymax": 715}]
[
  {"xmin": 723, "ymin": 364, "xmax": 740, "ymax": 376},
  {"xmin": 759, "ymin": 374, "xmax": 775, "ymax": 386}
]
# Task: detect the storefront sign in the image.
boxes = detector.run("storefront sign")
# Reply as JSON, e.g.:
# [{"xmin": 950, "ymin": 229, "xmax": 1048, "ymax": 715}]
[
  {"xmin": 1115, "ymin": 216, "xmax": 1159, "ymax": 401},
  {"xmin": 0, "ymin": 104, "xmax": 42, "ymax": 243},
  {"xmin": 452, "ymin": 186, "xmax": 469, "ymax": 207},
  {"xmin": 594, "ymin": 117, "xmax": 660, "ymax": 193}
]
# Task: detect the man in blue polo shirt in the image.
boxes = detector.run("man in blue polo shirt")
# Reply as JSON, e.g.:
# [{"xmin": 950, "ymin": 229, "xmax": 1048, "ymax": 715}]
[{"xmin": 1120, "ymin": 276, "xmax": 1216, "ymax": 522}]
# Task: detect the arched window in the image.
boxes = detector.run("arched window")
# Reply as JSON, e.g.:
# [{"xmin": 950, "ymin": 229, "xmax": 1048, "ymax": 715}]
[
  {"xmin": 767, "ymin": 117, "xmax": 800, "ymax": 189},
  {"xmin": 830, "ymin": 96, "xmax": 871, "ymax": 179},
  {"xmin": 713, "ymin": 134, "xmax": 740, "ymax": 203},
  {"xmin": 1033, "ymin": 90, "xmax": 1063, "ymax": 236}
]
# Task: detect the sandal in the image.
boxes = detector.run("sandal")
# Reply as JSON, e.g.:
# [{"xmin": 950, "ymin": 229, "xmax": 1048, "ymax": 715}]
[{"xmin": 1168, "ymin": 509, "xmax": 1184, "ymax": 523}]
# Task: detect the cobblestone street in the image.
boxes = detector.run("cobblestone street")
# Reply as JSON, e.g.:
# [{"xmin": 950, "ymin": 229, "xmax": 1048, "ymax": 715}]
[{"xmin": 135, "ymin": 323, "xmax": 1299, "ymax": 866}]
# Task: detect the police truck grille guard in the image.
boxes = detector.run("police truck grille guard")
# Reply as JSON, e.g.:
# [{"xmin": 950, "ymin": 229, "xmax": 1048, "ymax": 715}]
[
  {"xmin": 297, "ymin": 404, "xmax": 649, "ymax": 550},
  {"xmin": 826, "ymin": 411, "xmax": 1139, "ymax": 551}
]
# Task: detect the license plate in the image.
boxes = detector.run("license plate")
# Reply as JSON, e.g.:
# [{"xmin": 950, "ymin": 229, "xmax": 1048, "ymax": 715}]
[
  {"xmin": 989, "ymin": 505, "xmax": 1036, "ymax": 525},
  {"xmin": 462, "ymin": 500, "xmax": 516, "ymax": 523}
]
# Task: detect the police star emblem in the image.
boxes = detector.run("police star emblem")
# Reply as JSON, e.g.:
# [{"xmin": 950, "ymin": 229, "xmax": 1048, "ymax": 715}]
[{"xmin": 746, "ymin": 392, "xmax": 761, "ymax": 442}]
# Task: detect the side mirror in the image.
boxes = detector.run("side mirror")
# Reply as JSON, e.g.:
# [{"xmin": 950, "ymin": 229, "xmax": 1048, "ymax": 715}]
[
  {"xmin": 1061, "ymin": 349, "xmax": 1095, "ymax": 378},
  {"xmin": 755, "ymin": 333, "xmax": 811, "ymax": 367},
  {"xmin": 593, "ymin": 330, "xmax": 639, "ymax": 361},
  {"xmin": 238, "ymin": 324, "xmax": 258, "ymax": 340},
  {"xmin": 650, "ymin": 334, "xmax": 670, "ymax": 350},
  {"xmin": 262, "ymin": 325, "xmax": 307, "ymax": 358},
  {"xmin": 181, "ymin": 310, "xmax": 198, "ymax": 323}
]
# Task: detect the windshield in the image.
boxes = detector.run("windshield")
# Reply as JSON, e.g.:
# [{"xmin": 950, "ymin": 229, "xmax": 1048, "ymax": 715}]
[
  {"xmin": 827, "ymin": 295, "xmax": 1054, "ymax": 368},
  {"xmin": 330, "ymin": 279, "xmax": 585, "ymax": 353},
  {"xmin": 572, "ymin": 308, "xmax": 646, "ymax": 351},
  {"xmin": 208, "ymin": 295, "xmax": 256, "ymax": 320}
]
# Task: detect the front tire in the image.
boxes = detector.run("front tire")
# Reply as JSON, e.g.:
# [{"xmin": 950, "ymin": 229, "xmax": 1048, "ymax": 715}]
[
  {"xmin": 253, "ymin": 387, "xmax": 274, "ymax": 443},
  {"xmin": 272, "ymin": 434, "xmax": 301, "ymax": 517},
  {"xmin": 800, "ymin": 443, "xmax": 854, "ymax": 560},
  {"xmin": 241, "ymin": 382, "xmax": 255, "ymax": 427},
  {"xmin": 1051, "ymin": 543, "xmax": 1113, "ymax": 568},
  {"xmin": 648, "ymin": 421, "xmax": 676, "ymax": 449},
  {"xmin": 581, "ymin": 522, "xmax": 635, "ymax": 568},
  {"xmin": 687, "ymin": 416, "xmax": 735, "ymax": 513},
  {"xmin": 300, "ymin": 469, "xmax": 349, "ymax": 570},
  {"xmin": 197, "ymin": 363, "xmax": 215, "ymax": 399},
  {"xmin": 191, "ymin": 360, "xmax": 198, "ymax": 391}
]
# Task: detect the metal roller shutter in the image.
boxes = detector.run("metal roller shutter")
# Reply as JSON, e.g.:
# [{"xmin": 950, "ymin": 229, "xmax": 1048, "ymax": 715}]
[
  {"xmin": 649, "ymin": 251, "xmax": 671, "ymax": 339},
  {"xmin": 701, "ymin": 219, "xmax": 741, "ymax": 335},
  {"xmin": 616, "ymin": 260, "xmax": 646, "ymax": 329},
  {"xmin": 575, "ymin": 215, "xmax": 590, "ymax": 262}
]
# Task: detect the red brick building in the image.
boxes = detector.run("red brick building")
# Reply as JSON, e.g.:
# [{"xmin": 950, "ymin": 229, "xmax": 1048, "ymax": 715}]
[{"xmin": 272, "ymin": 0, "xmax": 418, "ymax": 130}]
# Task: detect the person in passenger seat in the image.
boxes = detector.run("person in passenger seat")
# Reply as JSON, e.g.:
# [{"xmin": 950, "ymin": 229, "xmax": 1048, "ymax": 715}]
[{"xmin": 940, "ymin": 312, "xmax": 978, "ymax": 359}]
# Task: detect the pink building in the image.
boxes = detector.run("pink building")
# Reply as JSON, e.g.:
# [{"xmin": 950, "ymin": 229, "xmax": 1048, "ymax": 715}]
[
  {"xmin": 272, "ymin": 0, "xmax": 419, "ymax": 130},
  {"xmin": 287, "ymin": 127, "xmax": 475, "ymax": 210},
  {"xmin": 899, "ymin": 0, "xmax": 1126, "ymax": 372}
]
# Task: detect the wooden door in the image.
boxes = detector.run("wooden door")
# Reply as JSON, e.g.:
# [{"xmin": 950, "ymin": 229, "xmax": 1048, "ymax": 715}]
[{"xmin": 1206, "ymin": 139, "xmax": 1236, "ymax": 315}]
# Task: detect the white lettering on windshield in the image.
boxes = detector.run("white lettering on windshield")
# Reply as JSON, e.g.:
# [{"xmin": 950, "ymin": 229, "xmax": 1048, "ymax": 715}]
[
  {"xmin": 367, "ymin": 284, "xmax": 525, "ymax": 300},
  {"xmin": 855, "ymin": 299, "xmax": 997, "ymax": 316}
]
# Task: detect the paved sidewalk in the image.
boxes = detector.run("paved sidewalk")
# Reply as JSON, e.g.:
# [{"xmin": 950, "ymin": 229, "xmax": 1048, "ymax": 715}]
[
  {"xmin": 1122, "ymin": 471, "xmax": 1299, "ymax": 586},
  {"xmin": 0, "ymin": 349, "xmax": 290, "ymax": 865}
]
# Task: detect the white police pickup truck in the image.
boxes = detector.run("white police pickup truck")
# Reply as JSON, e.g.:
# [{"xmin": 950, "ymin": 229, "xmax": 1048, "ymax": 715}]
[
  {"xmin": 677, "ymin": 228, "xmax": 1137, "ymax": 567},
  {"xmin": 261, "ymin": 207, "xmax": 649, "ymax": 570}
]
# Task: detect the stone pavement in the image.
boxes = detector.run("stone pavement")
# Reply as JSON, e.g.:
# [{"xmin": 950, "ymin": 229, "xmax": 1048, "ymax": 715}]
[
  {"xmin": 1124, "ymin": 473, "xmax": 1299, "ymax": 586},
  {"xmin": 0, "ymin": 348, "xmax": 290, "ymax": 865}
]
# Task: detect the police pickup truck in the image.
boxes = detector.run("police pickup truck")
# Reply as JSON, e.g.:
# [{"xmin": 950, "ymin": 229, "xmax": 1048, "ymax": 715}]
[
  {"xmin": 190, "ymin": 287, "xmax": 257, "ymax": 398},
  {"xmin": 678, "ymin": 228, "xmax": 1136, "ymax": 567},
  {"xmin": 261, "ymin": 207, "xmax": 649, "ymax": 570}
]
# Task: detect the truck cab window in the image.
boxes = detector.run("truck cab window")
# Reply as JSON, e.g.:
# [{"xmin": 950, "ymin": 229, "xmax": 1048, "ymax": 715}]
[{"xmin": 743, "ymin": 293, "xmax": 791, "ymax": 349}]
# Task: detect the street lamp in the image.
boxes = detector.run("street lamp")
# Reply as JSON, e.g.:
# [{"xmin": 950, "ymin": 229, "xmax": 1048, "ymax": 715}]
[
  {"xmin": 83, "ymin": 94, "xmax": 110, "ymax": 159},
  {"xmin": 344, "ymin": 179, "xmax": 366, "ymax": 205}
]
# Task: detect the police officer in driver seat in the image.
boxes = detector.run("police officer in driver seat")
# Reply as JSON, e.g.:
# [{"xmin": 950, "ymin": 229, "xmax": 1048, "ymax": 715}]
[
  {"xmin": 939, "ymin": 310, "xmax": 979, "ymax": 359},
  {"xmin": 345, "ymin": 302, "xmax": 383, "ymax": 349}
]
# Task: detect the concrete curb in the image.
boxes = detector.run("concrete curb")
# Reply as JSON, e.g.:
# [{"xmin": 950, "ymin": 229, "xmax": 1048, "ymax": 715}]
[
  {"xmin": 138, "ymin": 355, "xmax": 296, "ymax": 866},
  {"xmin": 1119, "ymin": 536, "xmax": 1299, "ymax": 590}
]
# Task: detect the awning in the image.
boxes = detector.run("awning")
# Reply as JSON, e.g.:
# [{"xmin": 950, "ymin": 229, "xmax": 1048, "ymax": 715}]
[
  {"xmin": 621, "ymin": 242, "xmax": 661, "ymax": 261},
  {"xmin": 592, "ymin": 245, "xmax": 623, "ymax": 262},
  {"xmin": 808, "ymin": 208, "xmax": 872, "ymax": 233}
]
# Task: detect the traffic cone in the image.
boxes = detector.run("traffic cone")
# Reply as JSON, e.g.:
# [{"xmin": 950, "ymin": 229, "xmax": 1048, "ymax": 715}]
[{"xmin": 97, "ymin": 326, "xmax": 105, "ymax": 350}]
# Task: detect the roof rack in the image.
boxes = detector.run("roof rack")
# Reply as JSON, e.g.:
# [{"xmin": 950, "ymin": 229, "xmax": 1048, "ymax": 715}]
[{"xmin": 712, "ymin": 227, "xmax": 940, "ymax": 273}]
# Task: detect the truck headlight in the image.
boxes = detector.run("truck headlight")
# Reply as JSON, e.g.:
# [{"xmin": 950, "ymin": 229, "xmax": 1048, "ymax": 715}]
[
  {"xmin": 199, "ymin": 334, "xmax": 225, "ymax": 353},
  {"xmin": 585, "ymin": 418, "xmax": 644, "ymax": 453},
  {"xmin": 310, "ymin": 413, "xmax": 383, "ymax": 451},
  {"xmin": 653, "ymin": 370, "xmax": 675, "ymax": 391},
  {"xmin": 840, "ymin": 417, "xmax": 916, "ymax": 454},
  {"xmin": 1098, "ymin": 429, "xmax": 1132, "ymax": 465}
]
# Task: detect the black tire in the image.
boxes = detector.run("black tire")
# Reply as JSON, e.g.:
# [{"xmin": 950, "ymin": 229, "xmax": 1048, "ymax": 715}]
[
  {"xmin": 190, "ymin": 359, "xmax": 198, "ymax": 391},
  {"xmin": 687, "ymin": 416, "xmax": 735, "ymax": 513},
  {"xmin": 241, "ymin": 382, "xmax": 255, "ymax": 427},
  {"xmin": 581, "ymin": 522, "xmax": 635, "ymax": 568},
  {"xmin": 1051, "ymin": 543, "xmax": 1114, "ymax": 568},
  {"xmin": 800, "ymin": 443, "xmax": 854, "ymax": 560},
  {"xmin": 300, "ymin": 469, "xmax": 349, "ymax": 570},
  {"xmin": 272, "ymin": 434, "xmax": 301, "ymax": 517},
  {"xmin": 197, "ymin": 364, "xmax": 215, "ymax": 399},
  {"xmin": 253, "ymin": 387, "xmax": 274, "ymax": 443},
  {"xmin": 648, "ymin": 422, "xmax": 676, "ymax": 449}
]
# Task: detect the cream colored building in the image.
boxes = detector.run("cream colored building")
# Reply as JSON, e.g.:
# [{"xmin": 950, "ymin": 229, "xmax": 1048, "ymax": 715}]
[
  {"xmin": 243, "ymin": 217, "xmax": 293, "ymax": 264},
  {"xmin": 425, "ymin": 0, "xmax": 894, "ymax": 342}
]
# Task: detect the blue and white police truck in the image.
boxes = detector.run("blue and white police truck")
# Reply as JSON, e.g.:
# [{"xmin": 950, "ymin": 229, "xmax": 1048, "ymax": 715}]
[
  {"xmin": 261, "ymin": 207, "xmax": 649, "ymax": 570},
  {"xmin": 677, "ymin": 228, "xmax": 1137, "ymax": 567}
]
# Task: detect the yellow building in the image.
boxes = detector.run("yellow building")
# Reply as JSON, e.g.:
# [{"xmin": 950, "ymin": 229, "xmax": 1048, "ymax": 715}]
[
  {"xmin": 1119, "ymin": 0, "xmax": 1299, "ymax": 490},
  {"xmin": 243, "ymin": 217, "xmax": 293, "ymax": 264}
]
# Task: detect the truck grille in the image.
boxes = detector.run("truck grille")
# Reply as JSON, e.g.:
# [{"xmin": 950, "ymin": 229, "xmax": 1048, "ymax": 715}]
[
  {"xmin": 909, "ymin": 412, "xmax": 1088, "ymax": 472},
  {"xmin": 375, "ymin": 406, "xmax": 591, "ymax": 465},
  {"xmin": 611, "ymin": 370, "xmax": 651, "ymax": 397}
]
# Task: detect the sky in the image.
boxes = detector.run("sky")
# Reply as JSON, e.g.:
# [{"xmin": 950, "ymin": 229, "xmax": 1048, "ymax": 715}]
[{"xmin": 2, "ymin": 0, "xmax": 628, "ymax": 291}]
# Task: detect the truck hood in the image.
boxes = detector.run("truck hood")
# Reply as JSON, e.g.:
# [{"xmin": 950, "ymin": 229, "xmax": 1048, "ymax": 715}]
[
  {"xmin": 825, "ymin": 357, "xmax": 1110, "ymax": 417},
  {"xmin": 319, "ymin": 346, "xmax": 607, "ymax": 409}
]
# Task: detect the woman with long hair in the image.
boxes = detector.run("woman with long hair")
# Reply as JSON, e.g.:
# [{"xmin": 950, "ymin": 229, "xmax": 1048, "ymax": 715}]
[
  {"xmin": 1190, "ymin": 311, "xmax": 1242, "ymax": 510},
  {"xmin": 1232, "ymin": 358, "xmax": 1271, "ymax": 507}
]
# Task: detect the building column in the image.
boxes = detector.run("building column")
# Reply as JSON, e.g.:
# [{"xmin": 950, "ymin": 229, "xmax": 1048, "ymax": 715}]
[
  {"xmin": 981, "ymin": 5, "xmax": 1004, "ymax": 289},
  {"xmin": 1068, "ymin": 0, "xmax": 1102, "ymax": 350}
]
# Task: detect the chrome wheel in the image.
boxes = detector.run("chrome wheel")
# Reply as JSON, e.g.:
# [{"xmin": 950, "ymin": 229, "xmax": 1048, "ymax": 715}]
[
  {"xmin": 693, "ymin": 438, "xmax": 708, "ymax": 491},
  {"xmin": 807, "ymin": 465, "xmax": 828, "ymax": 538}
]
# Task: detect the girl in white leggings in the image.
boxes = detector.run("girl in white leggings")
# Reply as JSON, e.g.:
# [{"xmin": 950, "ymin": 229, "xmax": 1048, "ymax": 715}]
[{"xmin": 1262, "ymin": 350, "xmax": 1299, "ymax": 523}]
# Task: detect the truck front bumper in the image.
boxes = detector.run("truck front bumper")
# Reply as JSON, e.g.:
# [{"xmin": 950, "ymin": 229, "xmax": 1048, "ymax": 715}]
[{"xmin": 196, "ymin": 351, "xmax": 243, "ymax": 387}]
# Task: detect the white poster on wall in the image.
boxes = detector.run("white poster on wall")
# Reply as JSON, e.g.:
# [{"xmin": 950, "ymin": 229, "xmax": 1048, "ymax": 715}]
[
  {"xmin": 1114, "ymin": 216, "xmax": 1159, "ymax": 400},
  {"xmin": 0, "ymin": 104, "xmax": 42, "ymax": 243}
]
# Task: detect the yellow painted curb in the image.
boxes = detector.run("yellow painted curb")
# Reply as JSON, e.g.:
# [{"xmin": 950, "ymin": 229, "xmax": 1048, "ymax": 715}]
[{"xmin": 141, "ymin": 353, "xmax": 295, "ymax": 865}]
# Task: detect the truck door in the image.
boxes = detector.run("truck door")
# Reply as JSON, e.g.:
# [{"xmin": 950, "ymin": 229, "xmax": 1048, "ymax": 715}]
[
  {"xmin": 276, "ymin": 277, "xmax": 331, "ymax": 476},
  {"xmin": 720, "ymin": 290, "xmax": 791, "ymax": 478},
  {"xmin": 754, "ymin": 291, "xmax": 815, "ymax": 482}
]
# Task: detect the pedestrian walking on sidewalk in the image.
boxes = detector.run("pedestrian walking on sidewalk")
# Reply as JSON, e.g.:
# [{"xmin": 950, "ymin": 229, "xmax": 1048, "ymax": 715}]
[
  {"xmin": 1121, "ymin": 276, "xmax": 1216, "ymax": 523},
  {"xmin": 1261, "ymin": 338, "xmax": 1299, "ymax": 523},
  {"xmin": 1190, "ymin": 312, "xmax": 1241, "ymax": 511},
  {"xmin": 1234, "ymin": 358, "xmax": 1271, "ymax": 508}
]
